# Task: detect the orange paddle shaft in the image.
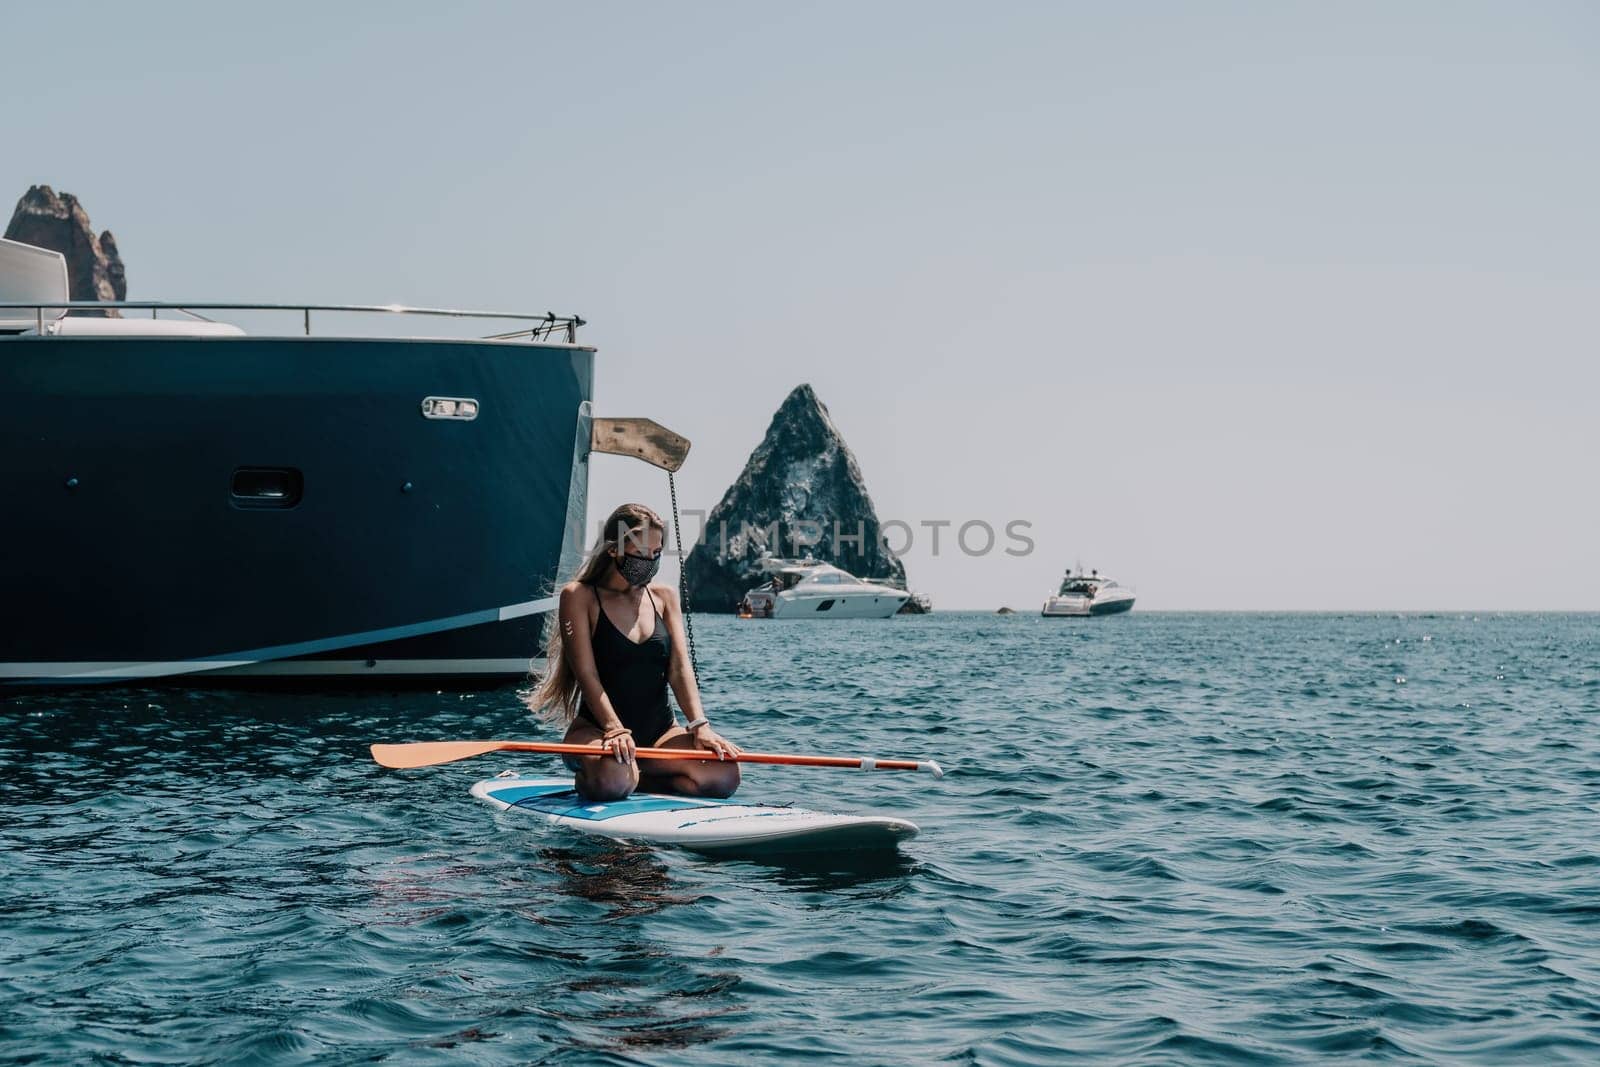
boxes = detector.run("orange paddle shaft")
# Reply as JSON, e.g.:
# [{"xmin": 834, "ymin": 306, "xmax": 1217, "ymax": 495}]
[{"xmin": 370, "ymin": 739, "xmax": 945, "ymax": 777}]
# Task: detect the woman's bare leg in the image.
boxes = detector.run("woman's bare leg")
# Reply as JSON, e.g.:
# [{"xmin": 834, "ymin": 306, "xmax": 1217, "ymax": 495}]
[
  {"xmin": 636, "ymin": 727, "xmax": 741, "ymax": 798},
  {"xmin": 562, "ymin": 719, "xmax": 639, "ymax": 801}
]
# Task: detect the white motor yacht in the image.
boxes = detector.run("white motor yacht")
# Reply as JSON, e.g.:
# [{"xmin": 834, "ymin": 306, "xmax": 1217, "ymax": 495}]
[
  {"xmin": 739, "ymin": 559, "xmax": 909, "ymax": 619},
  {"xmin": 1041, "ymin": 568, "xmax": 1136, "ymax": 617}
]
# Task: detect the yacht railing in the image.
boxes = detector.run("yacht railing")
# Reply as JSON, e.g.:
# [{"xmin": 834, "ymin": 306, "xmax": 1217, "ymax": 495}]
[{"xmin": 0, "ymin": 301, "xmax": 585, "ymax": 342}]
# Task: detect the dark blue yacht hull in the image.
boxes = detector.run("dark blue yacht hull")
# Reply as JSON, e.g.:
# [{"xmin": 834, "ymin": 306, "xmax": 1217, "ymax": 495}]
[{"xmin": 0, "ymin": 336, "xmax": 593, "ymax": 688}]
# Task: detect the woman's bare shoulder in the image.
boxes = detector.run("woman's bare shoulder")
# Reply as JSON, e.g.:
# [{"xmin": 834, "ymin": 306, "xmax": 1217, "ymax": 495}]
[{"xmin": 650, "ymin": 583, "xmax": 680, "ymax": 610}]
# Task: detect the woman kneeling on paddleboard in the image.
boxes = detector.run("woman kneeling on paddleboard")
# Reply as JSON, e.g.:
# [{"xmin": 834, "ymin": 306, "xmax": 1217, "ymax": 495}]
[{"xmin": 529, "ymin": 503, "xmax": 741, "ymax": 801}]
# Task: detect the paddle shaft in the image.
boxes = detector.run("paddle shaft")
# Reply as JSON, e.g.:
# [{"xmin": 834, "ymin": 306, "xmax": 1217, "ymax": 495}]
[
  {"xmin": 515, "ymin": 741, "xmax": 928, "ymax": 772},
  {"xmin": 370, "ymin": 739, "xmax": 943, "ymax": 776}
]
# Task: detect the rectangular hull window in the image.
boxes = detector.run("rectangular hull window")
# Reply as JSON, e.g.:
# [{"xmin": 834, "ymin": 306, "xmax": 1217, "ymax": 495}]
[{"xmin": 231, "ymin": 468, "xmax": 303, "ymax": 509}]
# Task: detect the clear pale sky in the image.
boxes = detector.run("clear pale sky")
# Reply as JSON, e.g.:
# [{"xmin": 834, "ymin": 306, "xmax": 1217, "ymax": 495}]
[{"xmin": 8, "ymin": 2, "xmax": 1597, "ymax": 609}]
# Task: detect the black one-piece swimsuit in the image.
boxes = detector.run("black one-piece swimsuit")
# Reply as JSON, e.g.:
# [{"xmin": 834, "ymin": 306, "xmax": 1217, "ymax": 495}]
[{"xmin": 575, "ymin": 584, "xmax": 674, "ymax": 744}]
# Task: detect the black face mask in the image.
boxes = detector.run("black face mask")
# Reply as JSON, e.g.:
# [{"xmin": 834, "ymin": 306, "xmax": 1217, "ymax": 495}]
[{"xmin": 615, "ymin": 551, "xmax": 661, "ymax": 588}]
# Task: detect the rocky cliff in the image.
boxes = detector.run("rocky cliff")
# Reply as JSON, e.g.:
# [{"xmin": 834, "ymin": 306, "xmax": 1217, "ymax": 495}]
[
  {"xmin": 5, "ymin": 185, "xmax": 125, "ymax": 316},
  {"xmin": 684, "ymin": 384, "xmax": 907, "ymax": 612}
]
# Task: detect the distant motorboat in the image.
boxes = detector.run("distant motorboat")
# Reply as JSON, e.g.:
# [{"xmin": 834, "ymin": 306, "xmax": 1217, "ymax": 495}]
[
  {"xmin": 1041, "ymin": 567, "xmax": 1135, "ymax": 617},
  {"xmin": 739, "ymin": 559, "xmax": 909, "ymax": 619}
]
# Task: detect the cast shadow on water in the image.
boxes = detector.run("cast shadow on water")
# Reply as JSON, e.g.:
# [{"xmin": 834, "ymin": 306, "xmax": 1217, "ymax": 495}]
[
  {"xmin": 507, "ymin": 839, "xmax": 742, "ymax": 1055},
  {"xmin": 538, "ymin": 840, "xmax": 700, "ymax": 919},
  {"xmin": 523, "ymin": 826, "xmax": 922, "ymax": 898},
  {"xmin": 499, "ymin": 844, "xmax": 748, "ymax": 1055},
  {"xmin": 702, "ymin": 848, "xmax": 922, "ymax": 892},
  {"xmin": 358, "ymin": 838, "xmax": 747, "ymax": 1054},
  {"xmin": 518, "ymin": 838, "xmax": 918, "ymax": 1054}
]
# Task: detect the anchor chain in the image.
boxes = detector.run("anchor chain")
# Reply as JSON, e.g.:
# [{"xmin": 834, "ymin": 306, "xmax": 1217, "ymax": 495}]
[{"xmin": 667, "ymin": 470, "xmax": 699, "ymax": 682}]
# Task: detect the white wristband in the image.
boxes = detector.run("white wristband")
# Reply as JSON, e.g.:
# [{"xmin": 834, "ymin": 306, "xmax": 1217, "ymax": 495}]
[{"xmin": 684, "ymin": 717, "xmax": 711, "ymax": 733}]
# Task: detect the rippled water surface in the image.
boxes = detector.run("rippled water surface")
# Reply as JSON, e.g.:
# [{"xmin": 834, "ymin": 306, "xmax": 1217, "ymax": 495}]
[{"xmin": 4, "ymin": 613, "xmax": 1599, "ymax": 1064}]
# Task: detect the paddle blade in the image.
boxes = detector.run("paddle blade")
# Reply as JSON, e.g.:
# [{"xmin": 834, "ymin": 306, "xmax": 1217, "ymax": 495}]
[{"xmin": 370, "ymin": 740, "xmax": 509, "ymax": 769}]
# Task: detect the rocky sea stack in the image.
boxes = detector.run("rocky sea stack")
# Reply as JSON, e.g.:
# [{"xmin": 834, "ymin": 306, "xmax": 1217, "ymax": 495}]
[
  {"xmin": 684, "ymin": 384, "xmax": 906, "ymax": 612},
  {"xmin": 5, "ymin": 185, "xmax": 126, "ymax": 316}
]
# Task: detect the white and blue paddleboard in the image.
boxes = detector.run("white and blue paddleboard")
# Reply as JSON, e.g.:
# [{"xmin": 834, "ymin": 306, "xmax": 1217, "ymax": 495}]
[{"xmin": 471, "ymin": 776, "xmax": 918, "ymax": 857}]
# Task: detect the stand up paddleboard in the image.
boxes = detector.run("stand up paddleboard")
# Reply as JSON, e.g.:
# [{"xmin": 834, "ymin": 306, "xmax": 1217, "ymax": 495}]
[{"xmin": 471, "ymin": 775, "xmax": 919, "ymax": 857}]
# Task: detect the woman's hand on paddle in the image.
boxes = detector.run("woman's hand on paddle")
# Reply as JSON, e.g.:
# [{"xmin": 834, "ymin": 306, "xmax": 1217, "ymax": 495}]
[
  {"xmin": 694, "ymin": 726, "xmax": 741, "ymax": 761},
  {"xmin": 600, "ymin": 730, "xmax": 635, "ymax": 764}
]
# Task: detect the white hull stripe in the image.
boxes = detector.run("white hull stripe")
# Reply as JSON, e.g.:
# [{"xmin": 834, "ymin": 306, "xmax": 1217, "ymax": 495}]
[
  {"xmin": 211, "ymin": 657, "xmax": 546, "ymax": 677},
  {"xmin": 0, "ymin": 595, "xmax": 558, "ymax": 681}
]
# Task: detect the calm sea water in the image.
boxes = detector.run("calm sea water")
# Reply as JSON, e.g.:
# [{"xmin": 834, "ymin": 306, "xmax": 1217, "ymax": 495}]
[{"xmin": 3, "ymin": 613, "xmax": 1598, "ymax": 1064}]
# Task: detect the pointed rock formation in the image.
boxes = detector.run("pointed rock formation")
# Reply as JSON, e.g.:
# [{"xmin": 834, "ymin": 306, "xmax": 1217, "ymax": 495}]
[
  {"xmin": 5, "ymin": 185, "xmax": 125, "ymax": 316},
  {"xmin": 684, "ymin": 384, "xmax": 907, "ymax": 612}
]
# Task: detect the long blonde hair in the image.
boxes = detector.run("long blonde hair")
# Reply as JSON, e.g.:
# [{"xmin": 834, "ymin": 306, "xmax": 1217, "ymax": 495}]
[{"xmin": 527, "ymin": 502, "xmax": 666, "ymax": 724}]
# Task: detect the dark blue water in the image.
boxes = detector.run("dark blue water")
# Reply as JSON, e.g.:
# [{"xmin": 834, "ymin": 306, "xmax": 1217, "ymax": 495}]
[{"xmin": 4, "ymin": 614, "xmax": 1598, "ymax": 1064}]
